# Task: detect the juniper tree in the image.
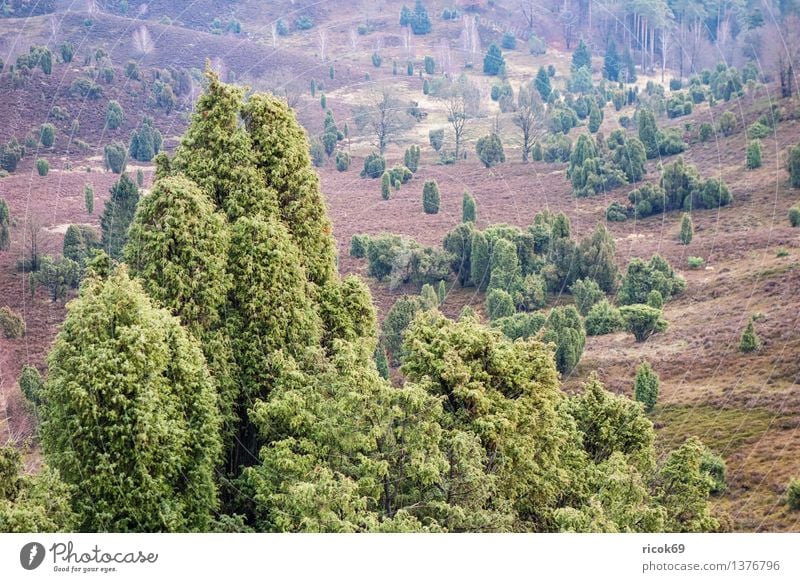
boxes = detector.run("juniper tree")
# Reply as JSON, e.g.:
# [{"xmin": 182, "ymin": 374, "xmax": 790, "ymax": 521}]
[
  {"xmin": 381, "ymin": 171, "xmax": 392, "ymax": 200},
  {"xmin": 746, "ymin": 140, "xmax": 762, "ymax": 169},
  {"xmin": 488, "ymin": 238, "xmax": 522, "ymax": 296},
  {"xmin": 422, "ymin": 180, "xmax": 440, "ymax": 214},
  {"xmin": 638, "ymin": 109, "xmax": 659, "ymax": 159},
  {"xmin": 420, "ymin": 283, "xmax": 439, "ymax": 310},
  {"xmin": 462, "ymin": 191, "xmax": 477, "ymax": 223},
  {"xmin": 41, "ymin": 266, "xmax": 222, "ymax": 531},
  {"xmin": 100, "ymin": 174, "xmax": 139, "ymax": 260},
  {"xmin": 789, "ymin": 143, "xmax": 800, "ymax": 187},
  {"xmin": 620, "ymin": 304, "xmax": 668, "ymax": 342},
  {"xmin": 679, "ymin": 213, "xmax": 694, "ymax": 245},
  {"xmin": 634, "ymin": 360, "xmax": 660, "ymax": 412},
  {"xmin": 739, "ymin": 318, "xmax": 760, "ymax": 352},
  {"xmin": 443, "ymin": 222, "xmax": 474, "ymax": 287},
  {"xmin": 0, "ymin": 198, "xmax": 9, "ymax": 251},
  {"xmin": 535, "ymin": 66, "xmax": 551, "ymax": 100}
]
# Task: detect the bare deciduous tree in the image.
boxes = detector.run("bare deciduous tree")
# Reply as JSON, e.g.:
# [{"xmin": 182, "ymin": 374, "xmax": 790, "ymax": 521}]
[
  {"xmin": 513, "ymin": 86, "xmax": 546, "ymax": 162},
  {"xmin": 353, "ymin": 86, "xmax": 413, "ymax": 154}
]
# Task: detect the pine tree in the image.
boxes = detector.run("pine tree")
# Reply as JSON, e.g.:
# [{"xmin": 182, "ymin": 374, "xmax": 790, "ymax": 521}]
[
  {"xmin": 739, "ymin": 318, "xmax": 760, "ymax": 352},
  {"xmin": 41, "ymin": 266, "xmax": 222, "ymax": 531},
  {"xmin": 634, "ymin": 361, "xmax": 659, "ymax": 413},
  {"xmin": 679, "ymin": 213, "xmax": 693, "ymax": 245},
  {"xmin": 462, "ymin": 191, "xmax": 476, "ymax": 223},
  {"xmin": 100, "ymin": 174, "xmax": 139, "ymax": 260}
]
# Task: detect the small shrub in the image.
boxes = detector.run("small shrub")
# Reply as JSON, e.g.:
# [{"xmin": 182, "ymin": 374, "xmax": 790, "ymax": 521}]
[
  {"xmin": 475, "ymin": 134, "xmax": 505, "ymax": 168},
  {"xmin": 429, "ymin": 128, "xmax": 444, "ymax": 152},
  {"xmin": 679, "ymin": 213, "xmax": 693, "ymax": 245},
  {"xmin": 739, "ymin": 318, "xmax": 760, "ymax": 352},
  {"xmin": 349, "ymin": 234, "xmax": 370, "ymax": 258},
  {"xmin": 746, "ymin": 140, "xmax": 762, "ymax": 169},
  {"xmin": 717, "ymin": 111, "xmax": 737, "ymax": 137},
  {"xmin": 585, "ymin": 299, "xmax": 624, "ymax": 336},
  {"xmin": 39, "ymin": 123, "xmax": 56, "ymax": 147},
  {"xmin": 335, "ymin": 151, "xmax": 350, "ymax": 172},
  {"xmin": 0, "ymin": 306, "xmax": 25, "ymax": 338},
  {"xmin": 361, "ymin": 152, "xmax": 386, "ymax": 178},
  {"xmin": 687, "ymin": 256, "xmax": 704, "ymax": 269},
  {"xmin": 620, "ymin": 304, "xmax": 667, "ymax": 342},
  {"xmin": 372, "ymin": 53, "xmax": 383, "ymax": 68},
  {"xmin": 381, "ymin": 172, "xmax": 392, "ymax": 200},
  {"xmin": 787, "ymin": 479, "xmax": 800, "ymax": 510},
  {"xmin": 36, "ymin": 159, "xmax": 49, "ymax": 176},
  {"xmin": 701, "ymin": 450, "xmax": 727, "ymax": 495},
  {"xmin": 789, "ymin": 206, "xmax": 800, "ymax": 227}
]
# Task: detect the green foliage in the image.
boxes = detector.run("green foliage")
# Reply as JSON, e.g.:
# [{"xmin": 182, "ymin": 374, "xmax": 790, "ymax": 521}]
[
  {"xmin": 422, "ymin": 179, "xmax": 440, "ymax": 214},
  {"xmin": 462, "ymin": 191, "xmax": 476, "ymax": 223},
  {"xmin": 335, "ymin": 150, "xmax": 350, "ymax": 171},
  {"xmin": 634, "ymin": 361, "xmax": 659, "ymax": 412},
  {"xmin": 103, "ymin": 141, "xmax": 127, "ymax": 174},
  {"xmin": 679, "ymin": 213, "xmax": 694, "ymax": 245},
  {"xmin": 476, "ymin": 133, "xmax": 505, "ymax": 168},
  {"xmin": 605, "ymin": 201, "xmax": 629, "ymax": 222},
  {"xmin": 420, "ymin": 282, "xmax": 439, "ymax": 310},
  {"xmin": 443, "ymin": 222, "xmax": 474, "ymax": 287},
  {"xmin": 486, "ymin": 288, "xmax": 515, "ymax": 320},
  {"xmin": 100, "ymin": 174, "xmax": 139, "ymax": 260},
  {"xmin": 746, "ymin": 140, "xmax": 762, "ymax": 169},
  {"xmin": 619, "ymin": 254, "xmax": 685, "ymax": 305},
  {"xmin": 656, "ymin": 437, "xmax": 719, "ymax": 532},
  {"xmin": 585, "ymin": 299, "xmax": 624, "ymax": 336},
  {"xmin": 542, "ymin": 134, "xmax": 572, "ymax": 162},
  {"xmin": 424, "ymin": 55, "xmax": 435, "ymax": 74},
  {"xmin": 33, "ymin": 255, "xmax": 80, "ymax": 301},
  {"xmin": 0, "ymin": 446, "xmax": 75, "ymax": 533},
  {"xmin": 603, "ymin": 40, "xmax": 620, "ymax": 81},
  {"xmin": 789, "ymin": 206, "xmax": 800, "ymax": 227},
  {"xmin": 129, "ymin": 117, "xmax": 162, "ymax": 162},
  {"xmin": 568, "ymin": 66, "xmax": 593, "ymax": 94},
  {"xmin": 788, "ymin": 143, "xmax": 800, "ymax": 187},
  {"xmin": 535, "ymin": 66, "xmax": 551, "ymax": 100},
  {"xmin": 381, "ymin": 171, "xmax": 391, "ymax": 200},
  {"xmin": 488, "ymin": 238, "xmax": 522, "ymax": 296},
  {"xmin": 105, "ymin": 100, "xmax": 124, "ymax": 130},
  {"xmin": 687, "ymin": 256, "xmax": 704, "ymax": 269},
  {"xmin": 607, "ymin": 130, "xmax": 646, "ymax": 183},
  {"xmin": 576, "ymin": 223, "xmax": 618, "ymax": 293},
  {"xmin": 469, "ymin": 230, "xmax": 490, "ymax": 291},
  {"xmin": 404, "ymin": 144, "xmax": 421, "ymax": 172},
  {"xmin": 0, "ymin": 197, "xmax": 9, "ymax": 251},
  {"xmin": 84, "ymin": 183, "xmax": 93, "ymax": 214},
  {"xmin": 787, "ymin": 479, "xmax": 800, "ymax": 510},
  {"xmin": 63, "ymin": 224, "xmax": 97, "ymax": 267},
  {"xmin": 0, "ymin": 305, "xmax": 25, "ymax": 338},
  {"xmin": 19, "ymin": 364, "xmax": 43, "ymax": 407},
  {"xmin": 646, "ymin": 290, "xmax": 664, "ymax": 310},
  {"xmin": 739, "ymin": 319, "xmax": 760, "ymax": 352},
  {"xmin": 39, "ymin": 123, "xmax": 55, "ymax": 147},
  {"xmin": 60, "ymin": 41, "xmax": 74, "ymax": 63},
  {"xmin": 361, "ymin": 152, "xmax": 386, "ymax": 178},
  {"xmin": 382, "ymin": 296, "xmax": 422, "ymax": 363},
  {"xmin": 365, "ymin": 233, "xmax": 451, "ymax": 288},
  {"xmin": 588, "ymin": 104, "xmax": 602, "ymax": 133},
  {"xmin": 620, "ymin": 304, "xmax": 668, "ymax": 342},
  {"xmin": 41, "ymin": 266, "xmax": 222, "ymax": 531},
  {"xmin": 638, "ymin": 109, "xmax": 659, "ymax": 159},
  {"xmin": 700, "ymin": 450, "xmax": 727, "ymax": 495},
  {"xmin": 16, "ymin": 45, "xmax": 52, "ymax": 74},
  {"xmin": 482, "ymin": 43, "xmax": 504, "ymax": 76},
  {"xmin": 349, "ymin": 234, "xmax": 370, "ymax": 258},
  {"xmin": 0, "ymin": 137, "xmax": 23, "ymax": 172},
  {"xmin": 572, "ymin": 40, "xmax": 591, "ymax": 71},
  {"xmin": 572, "ymin": 278, "xmax": 603, "ymax": 316},
  {"xmin": 717, "ymin": 111, "xmax": 736, "ymax": 136},
  {"xmin": 429, "ymin": 128, "xmax": 444, "ymax": 151},
  {"xmin": 35, "ymin": 158, "xmax": 49, "ymax": 176}
]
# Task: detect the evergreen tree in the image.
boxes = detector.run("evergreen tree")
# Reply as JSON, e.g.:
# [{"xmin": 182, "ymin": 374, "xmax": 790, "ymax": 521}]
[
  {"xmin": 19, "ymin": 365, "xmax": 44, "ymax": 408},
  {"xmin": 488, "ymin": 238, "xmax": 522, "ymax": 296},
  {"xmin": 438, "ymin": 280, "xmax": 446, "ymax": 304},
  {"xmin": 638, "ymin": 109, "xmax": 659, "ymax": 159},
  {"xmin": 739, "ymin": 318, "xmax": 760, "ymax": 352},
  {"xmin": 572, "ymin": 278, "xmax": 603, "ymax": 316},
  {"xmin": 381, "ymin": 171, "xmax": 392, "ymax": 200},
  {"xmin": 41, "ymin": 266, "xmax": 222, "ymax": 531},
  {"xmin": 404, "ymin": 145, "xmax": 421, "ymax": 172},
  {"xmin": 0, "ymin": 198, "xmax": 9, "ymax": 251},
  {"xmin": 679, "ymin": 213, "xmax": 694, "ymax": 245},
  {"xmin": 535, "ymin": 66, "xmax": 552, "ymax": 100},
  {"xmin": 420, "ymin": 283, "xmax": 439, "ymax": 309},
  {"xmin": 585, "ymin": 299, "xmax": 624, "ymax": 335},
  {"xmin": 422, "ymin": 180, "xmax": 440, "ymax": 214},
  {"xmin": 83, "ymin": 183, "xmax": 93, "ymax": 215},
  {"xmin": 374, "ymin": 345, "xmax": 389, "ymax": 379},
  {"xmin": 620, "ymin": 304, "xmax": 668, "ymax": 342},
  {"xmin": 469, "ymin": 230, "xmax": 490, "ymax": 291},
  {"xmin": 476, "ymin": 133, "xmax": 505, "ymax": 167},
  {"xmin": 577, "ymin": 223, "xmax": 618, "ymax": 293},
  {"xmin": 443, "ymin": 222, "xmax": 474, "ymax": 287},
  {"xmin": 789, "ymin": 143, "xmax": 800, "ymax": 187},
  {"xmin": 603, "ymin": 40, "xmax": 620, "ymax": 81},
  {"xmin": 462, "ymin": 191, "xmax": 477, "ymax": 223},
  {"xmin": 588, "ymin": 104, "xmax": 602, "ymax": 133},
  {"xmin": 572, "ymin": 39, "xmax": 591, "ymax": 71},
  {"xmin": 634, "ymin": 361, "xmax": 659, "ymax": 412},
  {"xmin": 105, "ymin": 100, "xmax": 124, "ymax": 130},
  {"xmin": 483, "ymin": 43, "xmax": 505, "ymax": 76},
  {"xmin": 104, "ymin": 141, "xmax": 127, "ymax": 174},
  {"xmin": 746, "ymin": 140, "xmax": 762, "ymax": 169},
  {"xmin": 486, "ymin": 288, "xmax": 515, "ymax": 320},
  {"xmin": 100, "ymin": 174, "xmax": 139, "ymax": 260}
]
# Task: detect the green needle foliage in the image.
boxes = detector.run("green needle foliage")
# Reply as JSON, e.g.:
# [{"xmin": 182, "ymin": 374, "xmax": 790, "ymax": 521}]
[
  {"xmin": 739, "ymin": 318, "xmax": 760, "ymax": 352},
  {"xmin": 634, "ymin": 360, "xmax": 659, "ymax": 413},
  {"xmin": 462, "ymin": 191, "xmax": 477, "ymax": 223},
  {"xmin": 679, "ymin": 213, "xmax": 693, "ymax": 245},
  {"xmin": 41, "ymin": 266, "xmax": 222, "ymax": 532}
]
